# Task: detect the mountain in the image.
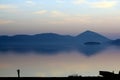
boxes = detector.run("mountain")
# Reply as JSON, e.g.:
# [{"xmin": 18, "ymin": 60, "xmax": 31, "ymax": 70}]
[
  {"xmin": 84, "ymin": 42, "xmax": 101, "ymax": 45},
  {"xmin": 33, "ymin": 33, "xmax": 74, "ymax": 43},
  {"xmin": 0, "ymin": 31, "xmax": 111, "ymax": 45},
  {"xmin": 75, "ymin": 30, "xmax": 110, "ymax": 45},
  {"xmin": 0, "ymin": 33, "xmax": 74, "ymax": 46},
  {"xmin": 0, "ymin": 31, "xmax": 117, "ymax": 56},
  {"xmin": 111, "ymin": 39, "xmax": 120, "ymax": 46}
]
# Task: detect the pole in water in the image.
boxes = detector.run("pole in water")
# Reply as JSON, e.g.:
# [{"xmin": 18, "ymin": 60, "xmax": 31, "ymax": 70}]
[{"xmin": 17, "ymin": 69, "xmax": 20, "ymax": 78}]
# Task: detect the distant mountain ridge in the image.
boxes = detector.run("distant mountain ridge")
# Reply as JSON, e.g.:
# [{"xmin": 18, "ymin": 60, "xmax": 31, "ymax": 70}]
[
  {"xmin": 0, "ymin": 30, "xmax": 119, "ymax": 56},
  {"xmin": 0, "ymin": 31, "xmax": 110, "ymax": 44},
  {"xmin": 0, "ymin": 30, "xmax": 119, "ymax": 46}
]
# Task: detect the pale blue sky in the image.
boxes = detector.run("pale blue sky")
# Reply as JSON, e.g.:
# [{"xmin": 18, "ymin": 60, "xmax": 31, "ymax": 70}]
[{"xmin": 0, "ymin": 0, "xmax": 120, "ymax": 39}]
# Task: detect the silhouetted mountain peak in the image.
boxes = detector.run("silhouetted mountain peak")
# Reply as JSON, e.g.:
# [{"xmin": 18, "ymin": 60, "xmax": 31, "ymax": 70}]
[
  {"xmin": 77, "ymin": 30, "xmax": 102, "ymax": 37},
  {"xmin": 76, "ymin": 30, "xmax": 110, "ymax": 44},
  {"xmin": 83, "ymin": 30, "xmax": 94, "ymax": 34}
]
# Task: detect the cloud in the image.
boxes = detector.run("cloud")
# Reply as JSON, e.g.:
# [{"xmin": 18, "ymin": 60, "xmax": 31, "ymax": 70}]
[
  {"xmin": 49, "ymin": 15, "xmax": 91, "ymax": 25},
  {"xmin": 33, "ymin": 10, "xmax": 67, "ymax": 17},
  {"xmin": 0, "ymin": 4, "xmax": 19, "ymax": 13},
  {"xmin": 73, "ymin": 0, "xmax": 86, "ymax": 4},
  {"xmin": 0, "ymin": 20, "xmax": 14, "ymax": 25},
  {"xmin": 72, "ymin": 0, "xmax": 118, "ymax": 8},
  {"xmin": 50, "ymin": 11, "xmax": 67, "ymax": 17},
  {"xmin": 0, "ymin": 5, "xmax": 16, "ymax": 9},
  {"xmin": 56, "ymin": 0, "xmax": 65, "ymax": 3},
  {"xmin": 26, "ymin": 0, "xmax": 36, "ymax": 6},
  {"xmin": 33, "ymin": 10, "xmax": 47, "ymax": 15},
  {"xmin": 90, "ymin": 1, "xmax": 117, "ymax": 8}
]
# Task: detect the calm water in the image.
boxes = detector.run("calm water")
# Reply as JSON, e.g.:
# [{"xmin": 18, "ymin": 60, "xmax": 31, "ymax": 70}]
[{"xmin": 0, "ymin": 45, "xmax": 120, "ymax": 77}]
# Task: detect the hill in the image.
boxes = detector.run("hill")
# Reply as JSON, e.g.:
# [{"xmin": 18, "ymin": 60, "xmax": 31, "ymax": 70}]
[{"xmin": 75, "ymin": 30, "xmax": 110, "ymax": 45}]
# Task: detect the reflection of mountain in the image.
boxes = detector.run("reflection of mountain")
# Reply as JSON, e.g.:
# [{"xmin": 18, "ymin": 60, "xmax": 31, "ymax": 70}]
[
  {"xmin": 77, "ymin": 44, "xmax": 108, "ymax": 56},
  {"xmin": 0, "ymin": 30, "xmax": 119, "ymax": 55},
  {"xmin": 0, "ymin": 44, "xmax": 109, "ymax": 56}
]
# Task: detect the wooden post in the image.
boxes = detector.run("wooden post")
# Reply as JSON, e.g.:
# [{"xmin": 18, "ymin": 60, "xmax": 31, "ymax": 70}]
[{"xmin": 17, "ymin": 69, "xmax": 20, "ymax": 78}]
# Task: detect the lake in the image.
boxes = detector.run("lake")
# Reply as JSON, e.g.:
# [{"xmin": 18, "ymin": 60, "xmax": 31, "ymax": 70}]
[{"xmin": 0, "ymin": 45, "xmax": 120, "ymax": 77}]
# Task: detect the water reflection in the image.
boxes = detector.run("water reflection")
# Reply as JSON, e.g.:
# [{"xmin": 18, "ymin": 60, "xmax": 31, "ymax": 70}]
[
  {"xmin": 0, "ymin": 44, "xmax": 111, "ymax": 56},
  {"xmin": 0, "ymin": 43, "xmax": 120, "ymax": 77},
  {"xmin": 0, "ymin": 47, "xmax": 119, "ymax": 77},
  {"xmin": 76, "ymin": 44, "xmax": 109, "ymax": 56}
]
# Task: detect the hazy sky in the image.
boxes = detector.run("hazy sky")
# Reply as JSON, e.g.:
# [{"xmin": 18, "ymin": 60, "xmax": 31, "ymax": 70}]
[{"xmin": 0, "ymin": 0, "xmax": 120, "ymax": 38}]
